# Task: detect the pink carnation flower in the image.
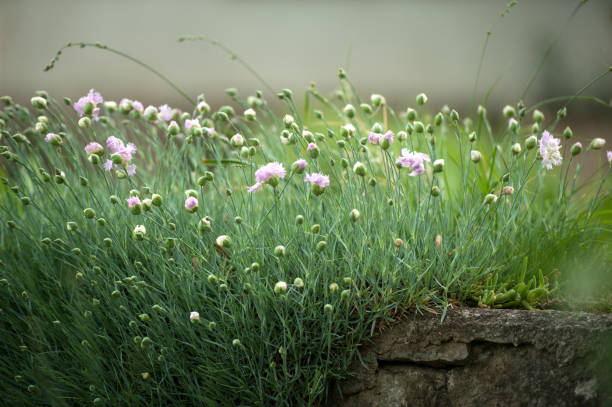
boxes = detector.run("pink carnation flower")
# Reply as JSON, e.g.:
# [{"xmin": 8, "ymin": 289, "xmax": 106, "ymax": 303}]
[
  {"xmin": 307, "ymin": 143, "xmax": 317, "ymax": 151},
  {"xmin": 103, "ymin": 160, "xmax": 113, "ymax": 171},
  {"xmin": 45, "ymin": 133, "xmax": 61, "ymax": 143},
  {"xmin": 126, "ymin": 196, "xmax": 141, "ymax": 208},
  {"xmin": 185, "ymin": 119, "xmax": 200, "ymax": 130},
  {"xmin": 85, "ymin": 142, "xmax": 104, "ymax": 155},
  {"xmin": 606, "ymin": 151, "xmax": 611, "ymax": 164},
  {"xmin": 396, "ymin": 149, "xmax": 430, "ymax": 176},
  {"xmin": 185, "ymin": 197, "xmax": 198, "ymax": 212},
  {"xmin": 539, "ymin": 130, "xmax": 562, "ymax": 170},
  {"xmin": 126, "ymin": 164, "xmax": 136, "ymax": 176},
  {"xmin": 73, "ymin": 89, "xmax": 103, "ymax": 119},
  {"xmin": 293, "ymin": 159, "xmax": 307, "ymax": 169},
  {"xmin": 304, "ymin": 173, "xmax": 330, "ymax": 188},
  {"xmin": 132, "ymin": 100, "xmax": 144, "ymax": 113},
  {"xmin": 158, "ymin": 104, "xmax": 173, "ymax": 122},
  {"xmin": 369, "ymin": 130, "xmax": 394, "ymax": 145},
  {"xmin": 248, "ymin": 162, "xmax": 286, "ymax": 192}
]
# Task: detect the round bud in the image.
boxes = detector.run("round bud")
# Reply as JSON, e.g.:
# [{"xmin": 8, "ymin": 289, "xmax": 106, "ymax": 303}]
[
  {"xmin": 31, "ymin": 96, "xmax": 47, "ymax": 109},
  {"xmin": 316, "ymin": 241, "xmax": 327, "ymax": 252},
  {"xmin": 294, "ymin": 278, "xmax": 304, "ymax": 288},
  {"xmin": 360, "ymin": 103, "xmax": 372, "ymax": 114},
  {"xmin": 406, "ymin": 108, "xmax": 417, "ymax": 122},
  {"xmin": 324, "ymin": 304, "xmax": 334, "ymax": 313},
  {"xmin": 295, "ymin": 215, "xmax": 304, "ymax": 225},
  {"xmin": 511, "ymin": 143, "xmax": 521, "ymax": 155},
  {"xmin": 343, "ymin": 104, "xmax": 356, "ymax": 118},
  {"xmin": 433, "ymin": 159, "xmax": 445, "ymax": 173},
  {"xmin": 230, "ymin": 133, "xmax": 244, "ymax": 148},
  {"xmin": 371, "ymin": 94, "xmax": 385, "ymax": 107},
  {"xmin": 244, "ymin": 108, "xmax": 256, "ymax": 121},
  {"xmin": 502, "ymin": 105, "xmax": 516, "ymax": 119},
  {"xmin": 431, "ymin": 186, "xmax": 440, "ymax": 197},
  {"xmin": 394, "ymin": 238, "xmax": 403, "ymax": 248},
  {"xmin": 477, "ymin": 105, "xmax": 486, "ymax": 117},
  {"xmin": 484, "ymin": 194, "xmax": 498, "ymax": 204},
  {"xmin": 274, "ymin": 281, "xmax": 288, "ymax": 294},
  {"xmin": 525, "ymin": 135, "xmax": 538, "ymax": 150},
  {"xmin": 416, "ymin": 93, "xmax": 428, "ymax": 105},
  {"xmin": 434, "ymin": 112, "xmax": 443, "ymax": 126},
  {"xmin": 562, "ymin": 126, "xmax": 573, "ymax": 140},
  {"xmin": 532, "ymin": 109, "xmax": 544, "ymax": 123},
  {"xmin": 83, "ymin": 208, "xmax": 96, "ymax": 219},
  {"xmin": 590, "ymin": 138, "xmax": 605, "ymax": 150},
  {"xmin": 232, "ymin": 339, "xmax": 241, "ymax": 347},
  {"xmin": 570, "ymin": 142, "xmax": 582, "ymax": 156},
  {"xmin": 274, "ymin": 245, "xmax": 286, "ymax": 257},
  {"xmin": 353, "ymin": 162, "xmax": 366, "ymax": 177},
  {"xmin": 449, "ymin": 109, "xmax": 459, "ymax": 122},
  {"xmin": 468, "ymin": 132, "xmax": 477, "ymax": 142},
  {"xmin": 215, "ymin": 235, "xmax": 232, "ymax": 248},
  {"xmin": 557, "ymin": 107, "xmax": 567, "ymax": 119},
  {"xmin": 78, "ymin": 116, "xmax": 91, "ymax": 128},
  {"xmin": 502, "ymin": 186, "xmax": 514, "ymax": 195},
  {"xmin": 103, "ymin": 238, "xmax": 112, "ymax": 247}
]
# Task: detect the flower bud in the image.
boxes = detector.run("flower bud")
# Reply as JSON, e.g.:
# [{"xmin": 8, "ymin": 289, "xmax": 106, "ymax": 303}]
[
  {"xmin": 283, "ymin": 114, "xmax": 295, "ymax": 129},
  {"xmin": 140, "ymin": 336, "xmax": 152, "ymax": 350},
  {"xmin": 216, "ymin": 235, "xmax": 232, "ymax": 248},
  {"xmin": 189, "ymin": 311, "xmax": 200, "ymax": 324},
  {"xmin": 197, "ymin": 101, "xmax": 210, "ymax": 114},
  {"xmin": 244, "ymin": 108, "xmax": 256, "ymax": 121},
  {"xmin": 394, "ymin": 238, "xmax": 403, "ymax": 248},
  {"xmin": 353, "ymin": 161, "xmax": 366, "ymax": 177},
  {"xmin": 477, "ymin": 105, "xmax": 486, "ymax": 117},
  {"xmin": 198, "ymin": 217, "xmax": 212, "ymax": 234},
  {"xmin": 329, "ymin": 282, "xmax": 339, "ymax": 293},
  {"xmin": 232, "ymin": 339, "xmax": 241, "ymax": 347},
  {"xmin": 324, "ymin": 304, "xmax": 334, "ymax": 313},
  {"xmin": 78, "ymin": 116, "xmax": 91, "ymax": 128},
  {"xmin": 295, "ymin": 215, "xmax": 304, "ymax": 225},
  {"xmin": 343, "ymin": 104, "xmax": 356, "ymax": 118},
  {"xmin": 350, "ymin": 208, "xmax": 360, "ymax": 222},
  {"xmin": 532, "ymin": 109, "xmax": 544, "ymax": 123},
  {"xmin": 31, "ymin": 96, "xmax": 47, "ymax": 109},
  {"xmin": 502, "ymin": 186, "xmax": 514, "ymax": 195},
  {"xmin": 570, "ymin": 142, "xmax": 582, "ymax": 156},
  {"xmin": 83, "ymin": 208, "xmax": 96, "ymax": 219},
  {"xmin": 590, "ymin": 138, "xmax": 606, "ymax": 150},
  {"xmin": 274, "ymin": 281, "xmax": 288, "ymax": 294},
  {"xmin": 431, "ymin": 185, "xmax": 440, "ymax": 197},
  {"xmin": 368, "ymin": 178, "xmax": 377, "ymax": 187},
  {"xmin": 502, "ymin": 105, "xmax": 516, "ymax": 119},
  {"xmin": 230, "ymin": 133, "xmax": 244, "ymax": 148},
  {"xmin": 484, "ymin": 194, "xmax": 498, "ymax": 204},
  {"xmin": 66, "ymin": 221, "xmax": 78, "ymax": 232},
  {"xmin": 416, "ymin": 93, "xmax": 428, "ymax": 105},
  {"xmin": 274, "ymin": 245, "xmax": 286, "ymax": 257},
  {"xmin": 88, "ymin": 154, "xmax": 100, "ymax": 164},
  {"xmin": 562, "ymin": 126, "xmax": 573, "ymax": 140},
  {"xmin": 371, "ymin": 94, "xmax": 385, "ymax": 107},
  {"xmin": 557, "ymin": 107, "xmax": 567, "ymax": 119},
  {"xmin": 360, "ymin": 103, "xmax": 373, "ymax": 114},
  {"xmin": 310, "ymin": 224, "xmax": 320, "ymax": 233},
  {"xmin": 508, "ymin": 118, "xmax": 519, "ymax": 132},
  {"xmin": 449, "ymin": 109, "xmax": 459, "ymax": 122},
  {"xmin": 433, "ymin": 159, "xmax": 445, "ymax": 173},
  {"xmin": 316, "ymin": 241, "xmax": 327, "ymax": 252},
  {"xmin": 470, "ymin": 150, "xmax": 482, "ymax": 163},
  {"xmin": 293, "ymin": 277, "xmax": 304, "ymax": 288},
  {"xmin": 168, "ymin": 121, "xmax": 180, "ymax": 136},
  {"xmin": 525, "ymin": 135, "xmax": 537, "ymax": 150},
  {"xmin": 406, "ymin": 108, "xmax": 417, "ymax": 122}
]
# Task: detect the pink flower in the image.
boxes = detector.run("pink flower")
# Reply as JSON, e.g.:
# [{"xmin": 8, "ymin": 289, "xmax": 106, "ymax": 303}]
[
  {"xmin": 305, "ymin": 172, "xmax": 330, "ymax": 195},
  {"xmin": 103, "ymin": 160, "xmax": 113, "ymax": 171},
  {"xmin": 248, "ymin": 162, "xmax": 286, "ymax": 191},
  {"xmin": 126, "ymin": 164, "xmax": 136, "ymax": 176},
  {"xmin": 106, "ymin": 137, "xmax": 136, "ymax": 162},
  {"xmin": 304, "ymin": 173, "xmax": 330, "ymax": 188},
  {"xmin": 607, "ymin": 151, "xmax": 612, "ymax": 164},
  {"xmin": 85, "ymin": 142, "xmax": 104, "ymax": 155},
  {"xmin": 307, "ymin": 143, "xmax": 317, "ymax": 151},
  {"xmin": 132, "ymin": 100, "xmax": 144, "ymax": 113},
  {"xmin": 158, "ymin": 104, "xmax": 173, "ymax": 122},
  {"xmin": 369, "ymin": 130, "xmax": 394, "ymax": 145},
  {"xmin": 255, "ymin": 162, "xmax": 286, "ymax": 183},
  {"xmin": 396, "ymin": 149, "xmax": 430, "ymax": 176},
  {"xmin": 73, "ymin": 89, "xmax": 103, "ymax": 119},
  {"xmin": 126, "ymin": 196, "xmax": 141, "ymax": 208},
  {"xmin": 293, "ymin": 159, "xmax": 307, "ymax": 169},
  {"xmin": 185, "ymin": 197, "xmax": 199, "ymax": 212},
  {"xmin": 203, "ymin": 127, "xmax": 216, "ymax": 136},
  {"xmin": 185, "ymin": 119, "xmax": 200, "ymax": 130},
  {"xmin": 45, "ymin": 133, "xmax": 61, "ymax": 144},
  {"xmin": 106, "ymin": 136, "xmax": 124, "ymax": 154},
  {"xmin": 539, "ymin": 130, "xmax": 562, "ymax": 170},
  {"xmin": 247, "ymin": 182, "xmax": 263, "ymax": 192}
]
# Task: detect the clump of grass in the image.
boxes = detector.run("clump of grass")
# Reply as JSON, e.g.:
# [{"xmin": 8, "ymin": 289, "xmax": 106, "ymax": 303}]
[{"xmin": 0, "ymin": 72, "xmax": 609, "ymax": 404}]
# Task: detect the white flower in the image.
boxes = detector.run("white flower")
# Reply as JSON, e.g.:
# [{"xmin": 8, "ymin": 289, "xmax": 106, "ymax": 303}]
[
  {"xmin": 539, "ymin": 131, "xmax": 562, "ymax": 170},
  {"xmin": 133, "ymin": 225, "xmax": 146, "ymax": 235},
  {"xmin": 190, "ymin": 311, "xmax": 200, "ymax": 323}
]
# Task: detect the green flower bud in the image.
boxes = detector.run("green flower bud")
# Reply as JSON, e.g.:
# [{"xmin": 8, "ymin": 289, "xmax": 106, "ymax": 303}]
[
  {"xmin": 207, "ymin": 274, "xmax": 218, "ymax": 284},
  {"xmin": 251, "ymin": 262, "xmax": 260, "ymax": 272},
  {"xmin": 215, "ymin": 235, "xmax": 231, "ymax": 248},
  {"xmin": 274, "ymin": 245, "xmax": 286, "ymax": 257},
  {"xmin": 111, "ymin": 290, "xmax": 121, "ymax": 298},
  {"xmin": 360, "ymin": 103, "xmax": 373, "ymax": 114},
  {"xmin": 232, "ymin": 339, "xmax": 241, "ymax": 347},
  {"xmin": 368, "ymin": 177, "xmax": 377, "ymax": 187},
  {"xmin": 295, "ymin": 215, "xmax": 304, "ymax": 225},
  {"xmin": 511, "ymin": 143, "xmax": 521, "ymax": 155},
  {"xmin": 78, "ymin": 117, "xmax": 91, "ymax": 128},
  {"xmin": 416, "ymin": 93, "xmax": 428, "ymax": 105},
  {"xmin": 66, "ymin": 221, "xmax": 78, "ymax": 232},
  {"xmin": 525, "ymin": 135, "xmax": 537, "ymax": 150},
  {"xmin": 316, "ymin": 241, "xmax": 327, "ymax": 252},
  {"xmin": 484, "ymin": 194, "xmax": 498, "ymax": 204},
  {"xmin": 502, "ymin": 105, "xmax": 516, "ymax": 119},
  {"xmin": 371, "ymin": 94, "xmax": 385, "ymax": 107},
  {"xmin": 140, "ymin": 336, "xmax": 152, "ymax": 350},
  {"xmin": 353, "ymin": 162, "xmax": 366, "ymax": 177},
  {"xmin": 294, "ymin": 277, "xmax": 304, "ymax": 288},
  {"xmin": 20, "ymin": 196, "xmax": 30, "ymax": 205},
  {"xmin": 570, "ymin": 142, "xmax": 582, "ymax": 156},
  {"xmin": 557, "ymin": 107, "xmax": 567, "ymax": 119},
  {"xmin": 431, "ymin": 185, "xmax": 440, "ymax": 197},
  {"xmin": 274, "ymin": 281, "xmax": 288, "ymax": 294},
  {"xmin": 88, "ymin": 154, "xmax": 100, "ymax": 164},
  {"xmin": 350, "ymin": 209, "xmax": 360, "ymax": 222},
  {"xmin": 324, "ymin": 304, "xmax": 334, "ymax": 313},
  {"xmin": 406, "ymin": 108, "xmax": 417, "ymax": 122},
  {"xmin": 449, "ymin": 109, "xmax": 459, "ymax": 122},
  {"xmin": 31, "ymin": 96, "xmax": 47, "ymax": 109},
  {"xmin": 343, "ymin": 104, "xmax": 356, "ymax": 118},
  {"xmin": 311, "ymin": 224, "xmax": 320, "ymax": 233},
  {"xmin": 83, "ymin": 208, "xmax": 96, "ymax": 219},
  {"xmin": 413, "ymin": 121, "xmax": 425, "ymax": 133},
  {"xmin": 433, "ymin": 159, "xmax": 445, "ymax": 173},
  {"xmin": 590, "ymin": 138, "xmax": 606, "ymax": 150}
]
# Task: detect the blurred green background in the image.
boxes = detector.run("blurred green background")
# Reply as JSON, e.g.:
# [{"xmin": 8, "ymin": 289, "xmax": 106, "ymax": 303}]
[{"xmin": 0, "ymin": 0, "xmax": 611, "ymax": 130}]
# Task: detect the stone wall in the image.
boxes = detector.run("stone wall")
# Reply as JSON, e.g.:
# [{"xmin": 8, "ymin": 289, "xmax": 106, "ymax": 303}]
[{"xmin": 331, "ymin": 308, "xmax": 612, "ymax": 407}]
